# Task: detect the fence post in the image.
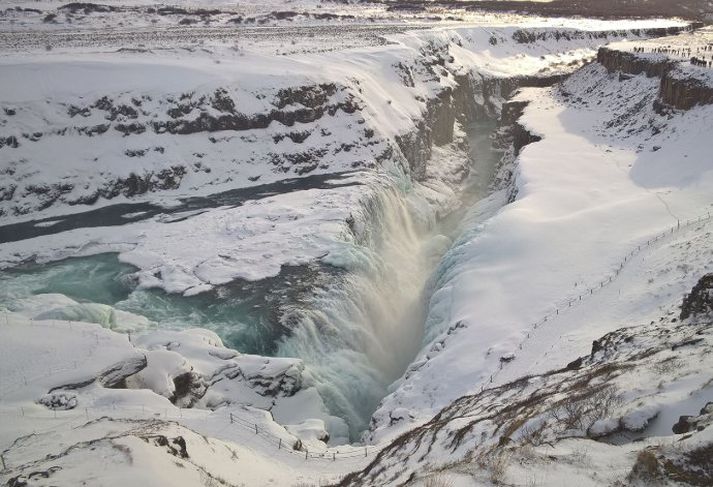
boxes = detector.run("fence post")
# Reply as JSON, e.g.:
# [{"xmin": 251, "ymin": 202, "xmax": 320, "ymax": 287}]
[
  {"xmin": 333, "ymin": 452, "xmax": 336, "ymax": 462},
  {"xmin": 230, "ymin": 413, "xmax": 234, "ymax": 424},
  {"xmin": 305, "ymin": 449, "xmax": 308, "ymax": 460},
  {"xmin": 0, "ymin": 453, "xmax": 5, "ymax": 471},
  {"xmin": 85, "ymin": 407, "xmax": 88, "ymax": 419},
  {"xmin": 278, "ymin": 439, "xmax": 282, "ymax": 450},
  {"xmin": 20, "ymin": 407, "xmax": 24, "ymax": 417},
  {"xmin": 365, "ymin": 447, "xmax": 368, "ymax": 457},
  {"xmin": 255, "ymin": 424, "xmax": 258, "ymax": 435}
]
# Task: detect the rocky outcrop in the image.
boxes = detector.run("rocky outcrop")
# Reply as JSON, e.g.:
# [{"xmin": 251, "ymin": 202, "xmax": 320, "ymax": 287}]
[
  {"xmin": 512, "ymin": 26, "xmax": 691, "ymax": 44},
  {"xmin": 680, "ymin": 273, "xmax": 713, "ymax": 320},
  {"xmin": 598, "ymin": 46, "xmax": 713, "ymax": 111},
  {"xmin": 39, "ymin": 354, "xmax": 148, "ymax": 410},
  {"xmin": 495, "ymin": 99, "xmax": 542, "ymax": 159},
  {"xmin": 597, "ymin": 47, "xmax": 674, "ymax": 78},
  {"xmin": 395, "ymin": 70, "xmax": 562, "ymax": 181},
  {"xmin": 69, "ymin": 165, "xmax": 187, "ymax": 206},
  {"xmin": 659, "ymin": 68, "xmax": 713, "ymax": 110}
]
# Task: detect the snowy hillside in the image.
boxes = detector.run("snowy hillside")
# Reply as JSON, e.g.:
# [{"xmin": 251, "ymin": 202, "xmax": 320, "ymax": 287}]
[
  {"xmin": 369, "ymin": 27, "xmax": 713, "ymax": 444},
  {"xmin": 2, "ymin": 6, "xmax": 713, "ymax": 487}
]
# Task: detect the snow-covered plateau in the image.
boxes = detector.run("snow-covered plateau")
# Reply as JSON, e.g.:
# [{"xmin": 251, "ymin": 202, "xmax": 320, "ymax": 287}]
[{"xmin": 1, "ymin": 3, "xmax": 713, "ymax": 486}]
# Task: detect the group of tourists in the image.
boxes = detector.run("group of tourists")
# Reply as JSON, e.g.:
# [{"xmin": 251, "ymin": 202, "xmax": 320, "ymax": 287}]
[{"xmin": 631, "ymin": 43, "xmax": 713, "ymax": 68}]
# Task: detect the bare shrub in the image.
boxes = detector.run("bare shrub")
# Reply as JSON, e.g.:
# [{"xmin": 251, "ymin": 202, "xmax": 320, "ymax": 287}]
[
  {"xmin": 627, "ymin": 450, "xmax": 662, "ymax": 484},
  {"xmin": 518, "ymin": 420, "xmax": 547, "ymax": 446},
  {"xmin": 422, "ymin": 474, "xmax": 455, "ymax": 487},
  {"xmin": 548, "ymin": 385, "xmax": 623, "ymax": 433},
  {"xmin": 488, "ymin": 450, "xmax": 510, "ymax": 485}
]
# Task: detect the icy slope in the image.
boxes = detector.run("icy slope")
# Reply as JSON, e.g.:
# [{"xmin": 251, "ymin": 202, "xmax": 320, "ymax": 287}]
[
  {"xmin": 369, "ymin": 34, "xmax": 713, "ymax": 443},
  {"xmin": 342, "ymin": 274, "xmax": 713, "ymax": 486}
]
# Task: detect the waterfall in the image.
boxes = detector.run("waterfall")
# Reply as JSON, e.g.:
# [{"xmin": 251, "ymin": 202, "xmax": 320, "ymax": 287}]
[{"xmin": 276, "ymin": 175, "xmax": 448, "ymax": 440}]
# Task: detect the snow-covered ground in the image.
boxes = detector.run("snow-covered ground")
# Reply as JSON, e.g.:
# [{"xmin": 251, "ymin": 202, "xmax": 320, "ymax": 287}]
[
  {"xmin": 2, "ymin": 8, "xmax": 712, "ymax": 486},
  {"xmin": 370, "ymin": 39, "xmax": 713, "ymax": 443}
]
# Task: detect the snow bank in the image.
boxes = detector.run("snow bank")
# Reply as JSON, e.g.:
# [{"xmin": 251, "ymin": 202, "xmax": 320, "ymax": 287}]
[{"xmin": 370, "ymin": 43, "xmax": 713, "ymax": 442}]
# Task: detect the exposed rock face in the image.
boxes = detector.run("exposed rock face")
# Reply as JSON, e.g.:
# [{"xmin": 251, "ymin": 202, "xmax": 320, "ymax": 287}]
[
  {"xmin": 223, "ymin": 360, "xmax": 304, "ymax": 398},
  {"xmin": 0, "ymin": 82, "xmax": 371, "ymax": 217},
  {"xmin": 680, "ymin": 273, "xmax": 713, "ymax": 320},
  {"xmin": 598, "ymin": 46, "xmax": 713, "ymax": 111},
  {"xmin": 597, "ymin": 47, "xmax": 674, "ymax": 78},
  {"xmin": 494, "ymin": 99, "xmax": 541, "ymax": 173},
  {"xmin": 45, "ymin": 353, "xmax": 148, "ymax": 395},
  {"xmin": 38, "ymin": 354, "xmax": 148, "ymax": 410},
  {"xmin": 659, "ymin": 68, "xmax": 713, "ymax": 110},
  {"xmin": 511, "ymin": 26, "xmax": 691, "ymax": 44},
  {"xmin": 140, "ymin": 434, "xmax": 189, "ymax": 459},
  {"xmin": 394, "ymin": 70, "xmax": 562, "ymax": 181},
  {"xmin": 170, "ymin": 371, "xmax": 207, "ymax": 408},
  {"xmin": 70, "ymin": 165, "xmax": 187, "ymax": 205}
]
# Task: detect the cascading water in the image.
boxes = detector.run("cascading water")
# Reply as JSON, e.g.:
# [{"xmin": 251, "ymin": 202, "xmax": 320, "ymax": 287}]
[
  {"xmin": 273, "ymin": 118, "xmax": 503, "ymax": 440},
  {"xmin": 275, "ymin": 177, "xmax": 447, "ymax": 439},
  {"xmin": 0, "ymin": 118, "xmax": 503, "ymax": 444}
]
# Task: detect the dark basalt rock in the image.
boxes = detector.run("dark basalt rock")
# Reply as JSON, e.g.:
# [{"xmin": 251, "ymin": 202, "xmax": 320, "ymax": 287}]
[
  {"xmin": 7, "ymin": 466, "xmax": 62, "ymax": 487},
  {"xmin": 58, "ymin": 2, "xmax": 117, "ymax": 14},
  {"xmin": 659, "ymin": 70, "xmax": 713, "ymax": 110},
  {"xmin": 273, "ymin": 83, "xmax": 338, "ymax": 110},
  {"xmin": 598, "ymin": 47, "xmax": 713, "ymax": 111},
  {"xmin": 171, "ymin": 371, "xmax": 207, "ymax": 408},
  {"xmin": 673, "ymin": 415, "xmax": 695, "ymax": 434},
  {"xmin": 680, "ymin": 274, "xmax": 713, "ymax": 320},
  {"xmin": 0, "ymin": 135, "xmax": 19, "ymax": 149},
  {"xmin": 141, "ymin": 435, "xmax": 189, "ymax": 459},
  {"xmin": 598, "ymin": 47, "xmax": 676, "ymax": 78},
  {"xmin": 566, "ymin": 357, "xmax": 584, "ymax": 370}
]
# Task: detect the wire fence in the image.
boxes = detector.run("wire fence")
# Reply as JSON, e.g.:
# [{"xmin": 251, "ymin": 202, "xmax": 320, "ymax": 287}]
[
  {"xmin": 0, "ymin": 403, "xmax": 378, "ymax": 466},
  {"xmin": 2, "ymin": 209, "xmax": 712, "ymax": 464},
  {"xmin": 228, "ymin": 411, "xmax": 377, "ymax": 461},
  {"xmin": 483, "ymin": 209, "xmax": 713, "ymax": 389},
  {"xmin": 0, "ymin": 315, "xmax": 380, "ymax": 463}
]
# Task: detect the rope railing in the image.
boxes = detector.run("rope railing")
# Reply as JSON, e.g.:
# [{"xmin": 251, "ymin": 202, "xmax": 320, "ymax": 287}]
[
  {"xmin": 483, "ymin": 209, "xmax": 713, "ymax": 389},
  {"xmin": 228, "ymin": 411, "xmax": 377, "ymax": 461},
  {"xmin": 2, "ymin": 209, "xmax": 712, "ymax": 464},
  {"xmin": 0, "ymin": 404, "xmax": 378, "ymax": 465}
]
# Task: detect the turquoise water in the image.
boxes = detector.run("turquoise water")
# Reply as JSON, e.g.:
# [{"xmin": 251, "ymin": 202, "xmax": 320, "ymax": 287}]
[
  {"xmin": 0, "ymin": 252, "xmax": 312, "ymax": 356},
  {"xmin": 0, "ymin": 120, "xmax": 503, "ymax": 441}
]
